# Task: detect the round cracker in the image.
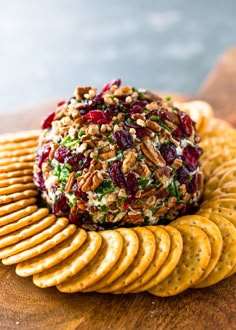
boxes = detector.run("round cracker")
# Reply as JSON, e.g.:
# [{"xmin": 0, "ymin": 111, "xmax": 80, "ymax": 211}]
[
  {"xmin": 0, "ymin": 197, "xmax": 37, "ymax": 217},
  {"xmin": 0, "ymin": 189, "xmax": 38, "ymax": 205},
  {"xmin": 201, "ymin": 151, "xmax": 236, "ymax": 179},
  {"xmin": 0, "ymin": 169, "xmax": 33, "ymax": 180},
  {"xmin": 197, "ymin": 207, "xmax": 236, "ymax": 227},
  {"xmin": 202, "ymin": 194, "xmax": 236, "ymax": 206},
  {"xmin": 81, "ymin": 228, "xmax": 139, "ymax": 292},
  {"xmin": 0, "ymin": 162, "xmax": 34, "ymax": 174},
  {"xmin": 0, "ymin": 154, "xmax": 35, "ymax": 166},
  {"xmin": 97, "ymin": 227, "xmax": 156, "ymax": 293},
  {"xmin": 57, "ymin": 230, "xmax": 123, "ymax": 293},
  {"xmin": 0, "ymin": 205, "xmax": 38, "ymax": 227},
  {"xmin": 205, "ymin": 183, "xmax": 236, "ymax": 200},
  {"xmin": 2, "ymin": 221, "xmax": 76, "ymax": 265},
  {"xmin": 0, "ymin": 176, "xmax": 33, "ymax": 188},
  {"xmin": 0, "ymin": 214, "xmax": 55, "ymax": 249},
  {"xmin": 211, "ymin": 159, "xmax": 236, "ymax": 177},
  {"xmin": 193, "ymin": 213, "xmax": 236, "ymax": 288},
  {"xmin": 0, "ymin": 140, "xmax": 37, "ymax": 151},
  {"xmin": 33, "ymin": 231, "xmax": 102, "ymax": 288},
  {"xmin": 0, "ymin": 147, "xmax": 36, "ymax": 158},
  {"xmin": 201, "ymin": 118, "xmax": 233, "ymax": 139},
  {"xmin": 0, "ymin": 130, "xmax": 39, "ymax": 144},
  {"xmin": 132, "ymin": 225, "xmax": 183, "ymax": 293},
  {"xmin": 117, "ymin": 226, "xmax": 170, "ymax": 293},
  {"xmin": 200, "ymin": 199, "xmax": 236, "ymax": 212},
  {"xmin": 170, "ymin": 215, "xmax": 222, "ymax": 284},
  {"xmin": 16, "ymin": 228, "xmax": 87, "ymax": 277},
  {"xmin": 0, "ymin": 207, "xmax": 49, "ymax": 237},
  {"xmin": 149, "ymin": 224, "xmax": 211, "ymax": 297},
  {"xmin": 0, "ymin": 183, "xmax": 36, "ymax": 196}
]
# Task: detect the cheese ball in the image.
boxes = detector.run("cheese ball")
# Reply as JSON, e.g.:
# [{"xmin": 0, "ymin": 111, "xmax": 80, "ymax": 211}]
[{"xmin": 34, "ymin": 79, "xmax": 204, "ymax": 230}]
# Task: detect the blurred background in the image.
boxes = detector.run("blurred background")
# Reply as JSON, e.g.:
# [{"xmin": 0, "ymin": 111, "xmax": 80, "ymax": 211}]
[{"xmin": 0, "ymin": 0, "xmax": 235, "ymax": 113}]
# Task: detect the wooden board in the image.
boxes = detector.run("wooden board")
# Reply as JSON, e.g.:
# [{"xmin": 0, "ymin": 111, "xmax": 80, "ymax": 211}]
[{"xmin": 0, "ymin": 49, "xmax": 236, "ymax": 330}]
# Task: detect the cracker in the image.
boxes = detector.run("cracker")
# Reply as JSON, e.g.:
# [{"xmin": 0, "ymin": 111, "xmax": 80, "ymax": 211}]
[
  {"xmin": 0, "ymin": 169, "xmax": 33, "ymax": 180},
  {"xmin": 170, "ymin": 215, "xmax": 222, "ymax": 284},
  {"xmin": 0, "ymin": 213, "xmax": 55, "ymax": 249},
  {"xmin": 206, "ymin": 183, "xmax": 236, "ymax": 199},
  {"xmin": 0, "ymin": 205, "xmax": 37, "ymax": 227},
  {"xmin": 3, "ymin": 221, "xmax": 76, "ymax": 265},
  {"xmin": 0, "ymin": 140, "xmax": 37, "ymax": 151},
  {"xmin": 0, "ymin": 214, "xmax": 64, "ymax": 259},
  {"xmin": 0, "ymin": 176, "xmax": 33, "ymax": 188},
  {"xmin": 16, "ymin": 228, "xmax": 87, "ymax": 277},
  {"xmin": 197, "ymin": 207, "xmax": 236, "ymax": 227},
  {"xmin": 117, "ymin": 226, "xmax": 170, "ymax": 294},
  {"xmin": 203, "ymin": 193, "xmax": 236, "ymax": 206},
  {"xmin": 225, "ymin": 264, "xmax": 236, "ymax": 278},
  {"xmin": 149, "ymin": 224, "xmax": 211, "ymax": 297},
  {"xmin": 33, "ymin": 231, "xmax": 102, "ymax": 288},
  {"xmin": 0, "ymin": 154, "xmax": 35, "ymax": 166},
  {"xmin": 211, "ymin": 159, "xmax": 236, "ymax": 177},
  {"xmin": 0, "ymin": 147, "xmax": 36, "ymax": 158},
  {"xmin": 0, "ymin": 183, "xmax": 36, "ymax": 196},
  {"xmin": 97, "ymin": 227, "xmax": 156, "ymax": 293},
  {"xmin": 0, "ymin": 130, "xmax": 40, "ymax": 144},
  {"xmin": 202, "ymin": 118, "xmax": 233, "ymax": 138},
  {"xmin": 200, "ymin": 199, "xmax": 236, "ymax": 212},
  {"xmin": 0, "ymin": 162, "xmax": 34, "ymax": 174},
  {"xmin": 0, "ymin": 189, "xmax": 38, "ymax": 205},
  {"xmin": 193, "ymin": 213, "xmax": 236, "ymax": 288},
  {"xmin": 81, "ymin": 227, "xmax": 139, "ymax": 292},
  {"xmin": 0, "ymin": 207, "xmax": 48, "ymax": 237},
  {"xmin": 132, "ymin": 225, "xmax": 183, "ymax": 293},
  {"xmin": 57, "ymin": 230, "xmax": 123, "ymax": 293},
  {"xmin": 0, "ymin": 197, "xmax": 37, "ymax": 216}
]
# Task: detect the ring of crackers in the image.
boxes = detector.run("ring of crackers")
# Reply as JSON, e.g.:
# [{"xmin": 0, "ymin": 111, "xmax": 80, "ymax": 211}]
[{"xmin": 0, "ymin": 102, "xmax": 235, "ymax": 297}]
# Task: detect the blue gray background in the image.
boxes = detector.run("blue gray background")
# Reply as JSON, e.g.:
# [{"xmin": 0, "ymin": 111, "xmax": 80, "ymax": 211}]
[{"xmin": 0, "ymin": 0, "xmax": 235, "ymax": 113}]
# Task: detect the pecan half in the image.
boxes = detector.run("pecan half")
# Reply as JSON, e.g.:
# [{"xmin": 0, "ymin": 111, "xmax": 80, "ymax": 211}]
[
  {"xmin": 136, "ymin": 162, "xmax": 151, "ymax": 178},
  {"xmin": 80, "ymin": 171, "xmax": 103, "ymax": 192},
  {"xmin": 140, "ymin": 137, "xmax": 166, "ymax": 166},
  {"xmin": 122, "ymin": 151, "xmax": 137, "ymax": 173},
  {"xmin": 75, "ymin": 86, "xmax": 94, "ymax": 101},
  {"xmin": 114, "ymin": 86, "xmax": 133, "ymax": 97},
  {"xmin": 99, "ymin": 149, "xmax": 116, "ymax": 161},
  {"xmin": 122, "ymin": 211, "xmax": 144, "ymax": 225},
  {"xmin": 146, "ymin": 119, "xmax": 161, "ymax": 132},
  {"xmin": 65, "ymin": 172, "xmax": 75, "ymax": 193}
]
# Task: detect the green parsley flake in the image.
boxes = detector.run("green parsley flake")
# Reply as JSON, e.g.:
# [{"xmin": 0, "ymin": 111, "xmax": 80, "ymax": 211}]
[
  {"xmin": 138, "ymin": 177, "xmax": 149, "ymax": 190},
  {"xmin": 95, "ymin": 179, "xmax": 115, "ymax": 201},
  {"xmin": 150, "ymin": 115, "xmax": 160, "ymax": 121},
  {"xmin": 165, "ymin": 96, "xmax": 172, "ymax": 101},
  {"xmin": 168, "ymin": 181, "xmax": 180, "ymax": 200}
]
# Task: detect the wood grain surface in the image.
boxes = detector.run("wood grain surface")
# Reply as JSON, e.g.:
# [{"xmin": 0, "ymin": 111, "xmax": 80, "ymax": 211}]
[{"xmin": 0, "ymin": 49, "xmax": 236, "ymax": 330}]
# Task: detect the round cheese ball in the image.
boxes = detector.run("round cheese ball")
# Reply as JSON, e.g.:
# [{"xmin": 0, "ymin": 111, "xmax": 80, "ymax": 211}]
[{"xmin": 34, "ymin": 79, "xmax": 204, "ymax": 230}]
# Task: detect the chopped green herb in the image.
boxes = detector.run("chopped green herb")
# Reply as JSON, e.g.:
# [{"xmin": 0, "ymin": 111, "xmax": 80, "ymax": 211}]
[
  {"xmin": 137, "ymin": 154, "xmax": 145, "ymax": 161},
  {"xmin": 98, "ymin": 214, "xmax": 106, "ymax": 223},
  {"xmin": 138, "ymin": 91, "xmax": 144, "ymax": 99},
  {"xmin": 60, "ymin": 135, "xmax": 72, "ymax": 146},
  {"xmin": 109, "ymin": 95, "xmax": 115, "ymax": 100},
  {"xmin": 159, "ymin": 122, "xmax": 171, "ymax": 131},
  {"xmin": 74, "ymin": 172, "xmax": 81, "ymax": 179},
  {"xmin": 165, "ymin": 96, "xmax": 172, "ymax": 101},
  {"xmin": 150, "ymin": 115, "xmax": 160, "ymax": 121},
  {"xmin": 168, "ymin": 181, "xmax": 180, "ymax": 199},
  {"xmin": 138, "ymin": 177, "xmax": 149, "ymax": 190},
  {"xmin": 93, "ymin": 155, "xmax": 99, "ymax": 161},
  {"xmin": 78, "ymin": 130, "xmax": 85, "ymax": 138},
  {"xmin": 127, "ymin": 118, "xmax": 132, "ymax": 123},
  {"xmin": 97, "ymin": 204, "xmax": 109, "ymax": 212},
  {"xmin": 65, "ymin": 163, "xmax": 72, "ymax": 170},
  {"xmin": 95, "ymin": 179, "xmax": 115, "ymax": 201},
  {"xmin": 113, "ymin": 119, "xmax": 120, "ymax": 125},
  {"xmin": 120, "ymin": 197, "xmax": 127, "ymax": 203}
]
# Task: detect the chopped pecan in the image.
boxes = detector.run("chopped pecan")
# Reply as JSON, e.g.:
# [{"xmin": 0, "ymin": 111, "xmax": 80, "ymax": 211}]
[
  {"xmin": 65, "ymin": 172, "xmax": 75, "ymax": 193},
  {"xmin": 136, "ymin": 162, "xmax": 151, "ymax": 178},
  {"xmin": 156, "ymin": 187, "xmax": 169, "ymax": 199},
  {"xmin": 141, "ymin": 187, "xmax": 156, "ymax": 198},
  {"xmin": 154, "ymin": 206, "xmax": 167, "ymax": 217},
  {"xmin": 122, "ymin": 151, "xmax": 137, "ymax": 173},
  {"xmin": 99, "ymin": 149, "xmax": 116, "ymax": 161},
  {"xmin": 103, "ymin": 95, "xmax": 119, "ymax": 106},
  {"xmin": 87, "ymin": 125, "xmax": 100, "ymax": 135},
  {"xmin": 143, "ymin": 91, "xmax": 162, "ymax": 103},
  {"xmin": 75, "ymin": 86, "xmax": 94, "ymax": 101},
  {"xmin": 146, "ymin": 119, "xmax": 161, "ymax": 132},
  {"xmin": 172, "ymin": 159, "xmax": 183, "ymax": 169},
  {"xmin": 167, "ymin": 197, "xmax": 177, "ymax": 208},
  {"xmin": 145, "ymin": 102, "xmax": 158, "ymax": 111},
  {"xmin": 141, "ymin": 137, "xmax": 166, "ymax": 166},
  {"xmin": 113, "ymin": 212, "xmax": 126, "ymax": 223},
  {"xmin": 179, "ymin": 184, "xmax": 186, "ymax": 195},
  {"xmin": 122, "ymin": 211, "xmax": 144, "ymax": 225},
  {"xmin": 79, "ymin": 171, "xmax": 103, "ymax": 192},
  {"xmin": 77, "ymin": 201, "xmax": 87, "ymax": 210},
  {"xmin": 114, "ymin": 86, "xmax": 133, "ymax": 97},
  {"xmin": 145, "ymin": 196, "xmax": 156, "ymax": 207}
]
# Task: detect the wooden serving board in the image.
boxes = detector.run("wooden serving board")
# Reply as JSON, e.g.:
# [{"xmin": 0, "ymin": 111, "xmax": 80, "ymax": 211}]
[{"xmin": 0, "ymin": 49, "xmax": 236, "ymax": 330}]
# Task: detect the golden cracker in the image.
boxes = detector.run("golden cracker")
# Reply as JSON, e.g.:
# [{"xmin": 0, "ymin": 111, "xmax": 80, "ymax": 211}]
[
  {"xmin": 149, "ymin": 224, "xmax": 211, "ymax": 297},
  {"xmin": 2, "ymin": 220, "xmax": 76, "ymax": 265},
  {"xmin": 16, "ymin": 228, "xmax": 87, "ymax": 277},
  {"xmin": 0, "ymin": 183, "xmax": 36, "ymax": 196},
  {"xmin": 33, "ymin": 231, "xmax": 102, "ymax": 288},
  {"xmin": 0, "ymin": 213, "xmax": 55, "ymax": 249},
  {"xmin": 170, "ymin": 215, "xmax": 222, "ymax": 284},
  {"xmin": 0, "ymin": 130, "xmax": 40, "ymax": 144},
  {"xmin": 206, "ymin": 183, "xmax": 236, "ymax": 200},
  {"xmin": 225, "ymin": 264, "xmax": 236, "ymax": 278},
  {"xmin": 97, "ymin": 227, "xmax": 156, "ymax": 293},
  {"xmin": 0, "ymin": 147, "xmax": 36, "ymax": 158},
  {"xmin": 0, "ymin": 140, "xmax": 37, "ymax": 151},
  {"xmin": 0, "ymin": 169, "xmax": 33, "ymax": 180},
  {"xmin": 0, "ymin": 208, "xmax": 48, "ymax": 237},
  {"xmin": 82, "ymin": 227, "xmax": 139, "ymax": 292},
  {"xmin": 0, "ymin": 154, "xmax": 35, "ymax": 166},
  {"xmin": 201, "ymin": 118, "xmax": 233, "ymax": 138},
  {"xmin": 193, "ymin": 213, "xmax": 236, "ymax": 288},
  {"xmin": 0, "ymin": 205, "xmax": 37, "ymax": 227},
  {"xmin": 0, "ymin": 189, "xmax": 38, "ymax": 205},
  {"xmin": 132, "ymin": 225, "xmax": 183, "ymax": 293},
  {"xmin": 200, "ymin": 199, "xmax": 236, "ymax": 212},
  {"xmin": 0, "ymin": 197, "xmax": 36, "ymax": 216},
  {"xmin": 211, "ymin": 159, "xmax": 236, "ymax": 177},
  {"xmin": 118, "ymin": 226, "xmax": 170, "ymax": 294},
  {"xmin": 0, "ymin": 176, "xmax": 33, "ymax": 188},
  {"xmin": 197, "ymin": 207, "xmax": 236, "ymax": 227},
  {"xmin": 202, "ymin": 194, "xmax": 236, "ymax": 206},
  {"xmin": 0, "ymin": 162, "xmax": 34, "ymax": 174},
  {"xmin": 57, "ymin": 230, "xmax": 123, "ymax": 293}
]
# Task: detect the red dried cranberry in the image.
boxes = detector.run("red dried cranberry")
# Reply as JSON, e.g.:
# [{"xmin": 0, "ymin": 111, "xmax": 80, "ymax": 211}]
[
  {"xmin": 125, "ymin": 121, "xmax": 140, "ymax": 129},
  {"xmin": 187, "ymin": 173, "xmax": 199, "ymax": 193},
  {"xmin": 181, "ymin": 201, "xmax": 199, "ymax": 215},
  {"xmin": 74, "ymin": 188, "xmax": 88, "ymax": 201},
  {"xmin": 104, "ymin": 107, "xmax": 119, "ymax": 120},
  {"xmin": 33, "ymin": 172, "xmax": 45, "ymax": 190},
  {"xmin": 83, "ymin": 110, "xmax": 110, "ymax": 124},
  {"xmin": 182, "ymin": 145, "xmax": 203, "ymax": 171},
  {"xmin": 41, "ymin": 111, "xmax": 55, "ymax": 129},
  {"xmin": 136, "ymin": 128, "xmax": 150, "ymax": 138},
  {"xmin": 160, "ymin": 143, "xmax": 177, "ymax": 165},
  {"xmin": 69, "ymin": 213, "xmax": 82, "ymax": 226},
  {"xmin": 57, "ymin": 100, "xmax": 66, "ymax": 107},
  {"xmin": 102, "ymin": 78, "xmax": 121, "ymax": 92},
  {"xmin": 109, "ymin": 161, "xmax": 125, "ymax": 188},
  {"xmin": 52, "ymin": 194, "xmax": 70, "ymax": 214},
  {"xmin": 172, "ymin": 126, "xmax": 182, "ymax": 140},
  {"xmin": 36, "ymin": 144, "xmax": 51, "ymax": 169},
  {"xmin": 122, "ymin": 195, "xmax": 136, "ymax": 210},
  {"xmin": 54, "ymin": 146, "xmax": 71, "ymax": 163},
  {"xmin": 126, "ymin": 172, "xmax": 138, "ymax": 196},
  {"xmin": 113, "ymin": 130, "xmax": 133, "ymax": 150},
  {"xmin": 177, "ymin": 166, "xmax": 190, "ymax": 185},
  {"xmin": 178, "ymin": 112, "xmax": 193, "ymax": 137},
  {"xmin": 129, "ymin": 101, "xmax": 148, "ymax": 114}
]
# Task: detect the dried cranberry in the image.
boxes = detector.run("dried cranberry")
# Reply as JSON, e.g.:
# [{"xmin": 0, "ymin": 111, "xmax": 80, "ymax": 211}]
[
  {"xmin": 181, "ymin": 201, "xmax": 199, "ymax": 215},
  {"xmin": 83, "ymin": 110, "xmax": 110, "ymax": 124},
  {"xmin": 41, "ymin": 111, "xmax": 55, "ymax": 129},
  {"xmin": 177, "ymin": 166, "xmax": 190, "ymax": 185},
  {"xmin": 182, "ymin": 145, "xmax": 202, "ymax": 171},
  {"xmin": 36, "ymin": 144, "xmax": 51, "ymax": 169},
  {"xmin": 69, "ymin": 213, "xmax": 82, "ymax": 226},
  {"xmin": 136, "ymin": 128, "xmax": 150, "ymax": 138},
  {"xmin": 160, "ymin": 143, "xmax": 177, "ymax": 165},
  {"xmin": 57, "ymin": 100, "xmax": 66, "ymax": 107},
  {"xmin": 52, "ymin": 194, "xmax": 70, "ymax": 214},
  {"xmin": 73, "ymin": 184, "xmax": 88, "ymax": 201},
  {"xmin": 125, "ymin": 121, "xmax": 140, "ymax": 129},
  {"xmin": 102, "ymin": 78, "xmax": 121, "ymax": 92},
  {"xmin": 113, "ymin": 130, "xmax": 133, "ymax": 150},
  {"xmin": 109, "ymin": 161, "xmax": 125, "ymax": 188},
  {"xmin": 33, "ymin": 171, "xmax": 45, "ymax": 190},
  {"xmin": 54, "ymin": 146, "xmax": 71, "ymax": 163},
  {"xmin": 126, "ymin": 172, "xmax": 138, "ymax": 196},
  {"xmin": 129, "ymin": 100, "xmax": 148, "ymax": 114},
  {"xmin": 187, "ymin": 173, "xmax": 199, "ymax": 193},
  {"xmin": 172, "ymin": 126, "xmax": 182, "ymax": 140},
  {"xmin": 178, "ymin": 112, "xmax": 193, "ymax": 137},
  {"xmin": 104, "ymin": 107, "xmax": 119, "ymax": 120},
  {"xmin": 122, "ymin": 195, "xmax": 136, "ymax": 210}
]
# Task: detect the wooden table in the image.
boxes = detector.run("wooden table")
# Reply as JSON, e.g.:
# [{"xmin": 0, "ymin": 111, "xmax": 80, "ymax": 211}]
[{"xmin": 0, "ymin": 49, "xmax": 236, "ymax": 330}]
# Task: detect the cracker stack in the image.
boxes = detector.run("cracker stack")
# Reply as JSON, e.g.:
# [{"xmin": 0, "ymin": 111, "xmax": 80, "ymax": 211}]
[{"xmin": 0, "ymin": 102, "xmax": 235, "ymax": 297}]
